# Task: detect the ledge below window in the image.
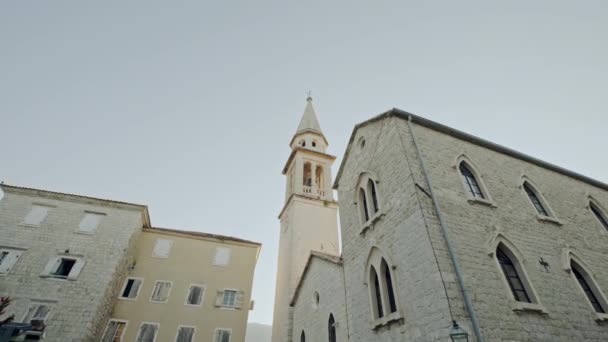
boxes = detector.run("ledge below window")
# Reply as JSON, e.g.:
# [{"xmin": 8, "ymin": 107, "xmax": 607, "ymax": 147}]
[
  {"xmin": 371, "ymin": 312, "xmax": 403, "ymax": 330},
  {"xmin": 512, "ymin": 301, "xmax": 548, "ymax": 314},
  {"xmin": 536, "ymin": 215, "xmax": 563, "ymax": 226},
  {"xmin": 467, "ymin": 197, "xmax": 497, "ymax": 208},
  {"xmin": 596, "ymin": 313, "xmax": 608, "ymax": 322},
  {"xmin": 360, "ymin": 213, "xmax": 384, "ymax": 236}
]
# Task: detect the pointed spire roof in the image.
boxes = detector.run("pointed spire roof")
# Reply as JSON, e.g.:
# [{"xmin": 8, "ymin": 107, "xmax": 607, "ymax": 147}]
[{"xmin": 296, "ymin": 96, "xmax": 323, "ymax": 135}]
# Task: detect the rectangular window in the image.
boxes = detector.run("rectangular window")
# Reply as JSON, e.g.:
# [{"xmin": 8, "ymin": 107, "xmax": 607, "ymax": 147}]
[
  {"xmin": 223, "ymin": 290, "xmax": 236, "ymax": 307},
  {"xmin": 119, "ymin": 278, "xmax": 143, "ymax": 299},
  {"xmin": 152, "ymin": 238, "xmax": 173, "ymax": 258},
  {"xmin": 101, "ymin": 319, "xmax": 127, "ymax": 342},
  {"xmin": 214, "ymin": 329, "xmax": 231, "ymax": 342},
  {"xmin": 78, "ymin": 212, "xmax": 105, "ymax": 233},
  {"xmin": 41, "ymin": 256, "xmax": 85, "ymax": 280},
  {"xmin": 135, "ymin": 322, "xmax": 159, "ymax": 342},
  {"xmin": 23, "ymin": 205, "xmax": 51, "ymax": 226},
  {"xmin": 0, "ymin": 248, "xmax": 23, "ymax": 274},
  {"xmin": 176, "ymin": 326, "xmax": 195, "ymax": 342},
  {"xmin": 185, "ymin": 285, "xmax": 204, "ymax": 306},
  {"xmin": 213, "ymin": 247, "xmax": 231, "ymax": 266},
  {"xmin": 22, "ymin": 303, "xmax": 52, "ymax": 323},
  {"xmin": 150, "ymin": 280, "xmax": 172, "ymax": 303}
]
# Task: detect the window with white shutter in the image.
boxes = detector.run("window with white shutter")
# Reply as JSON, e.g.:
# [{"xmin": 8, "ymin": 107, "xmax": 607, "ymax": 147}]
[
  {"xmin": 0, "ymin": 248, "xmax": 23, "ymax": 275},
  {"xmin": 216, "ymin": 289, "xmax": 244, "ymax": 309},
  {"xmin": 101, "ymin": 319, "xmax": 127, "ymax": 342},
  {"xmin": 152, "ymin": 239, "xmax": 173, "ymax": 258},
  {"xmin": 135, "ymin": 322, "xmax": 159, "ymax": 342},
  {"xmin": 78, "ymin": 212, "xmax": 105, "ymax": 233},
  {"xmin": 214, "ymin": 328, "xmax": 231, "ymax": 342},
  {"xmin": 41, "ymin": 256, "xmax": 85, "ymax": 280},
  {"xmin": 119, "ymin": 278, "xmax": 143, "ymax": 299},
  {"xmin": 150, "ymin": 280, "xmax": 172, "ymax": 303},
  {"xmin": 175, "ymin": 326, "xmax": 195, "ymax": 342},
  {"xmin": 185, "ymin": 285, "xmax": 205, "ymax": 306},
  {"xmin": 22, "ymin": 205, "xmax": 52, "ymax": 226},
  {"xmin": 22, "ymin": 303, "xmax": 52, "ymax": 323},
  {"xmin": 213, "ymin": 247, "xmax": 231, "ymax": 266}
]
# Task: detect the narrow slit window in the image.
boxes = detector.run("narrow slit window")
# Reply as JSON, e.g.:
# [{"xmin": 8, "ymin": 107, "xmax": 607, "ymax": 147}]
[
  {"xmin": 359, "ymin": 188, "xmax": 369, "ymax": 222},
  {"xmin": 572, "ymin": 263, "xmax": 606, "ymax": 313},
  {"xmin": 300, "ymin": 331, "xmax": 305, "ymax": 342},
  {"xmin": 370, "ymin": 266, "xmax": 384, "ymax": 318},
  {"xmin": 590, "ymin": 203, "xmax": 608, "ymax": 231},
  {"xmin": 523, "ymin": 182, "xmax": 549, "ymax": 216},
  {"xmin": 496, "ymin": 247, "xmax": 532, "ymax": 303},
  {"xmin": 328, "ymin": 314, "xmax": 336, "ymax": 342},
  {"xmin": 369, "ymin": 179, "xmax": 379, "ymax": 213},
  {"xmin": 459, "ymin": 163, "xmax": 485, "ymax": 199}
]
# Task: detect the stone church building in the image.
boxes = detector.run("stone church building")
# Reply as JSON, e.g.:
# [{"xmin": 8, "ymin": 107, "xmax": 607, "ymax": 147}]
[{"xmin": 272, "ymin": 100, "xmax": 608, "ymax": 341}]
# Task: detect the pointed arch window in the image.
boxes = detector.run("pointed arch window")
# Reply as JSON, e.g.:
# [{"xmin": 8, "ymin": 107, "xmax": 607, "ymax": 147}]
[
  {"xmin": 370, "ymin": 266, "xmax": 384, "ymax": 319},
  {"xmin": 357, "ymin": 173, "xmax": 382, "ymax": 227},
  {"xmin": 571, "ymin": 261, "xmax": 606, "ymax": 313},
  {"xmin": 523, "ymin": 182, "xmax": 549, "ymax": 216},
  {"xmin": 496, "ymin": 246, "xmax": 532, "ymax": 303},
  {"xmin": 328, "ymin": 314, "xmax": 336, "ymax": 342},
  {"xmin": 459, "ymin": 163, "xmax": 485, "ymax": 199},
  {"xmin": 300, "ymin": 331, "xmax": 306, "ymax": 342},
  {"xmin": 590, "ymin": 202, "xmax": 608, "ymax": 231},
  {"xmin": 381, "ymin": 259, "xmax": 397, "ymax": 314}
]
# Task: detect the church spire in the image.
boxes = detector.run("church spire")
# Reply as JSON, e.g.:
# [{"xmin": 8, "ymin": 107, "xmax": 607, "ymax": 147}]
[{"xmin": 295, "ymin": 96, "xmax": 323, "ymax": 136}]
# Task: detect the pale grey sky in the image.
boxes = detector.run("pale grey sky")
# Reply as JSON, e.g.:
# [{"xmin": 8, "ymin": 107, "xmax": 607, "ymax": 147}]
[{"xmin": 1, "ymin": 1, "xmax": 606, "ymax": 325}]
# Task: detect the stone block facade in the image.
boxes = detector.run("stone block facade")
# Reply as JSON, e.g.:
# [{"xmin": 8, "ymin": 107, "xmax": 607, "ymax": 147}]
[{"xmin": 0, "ymin": 185, "xmax": 147, "ymax": 341}]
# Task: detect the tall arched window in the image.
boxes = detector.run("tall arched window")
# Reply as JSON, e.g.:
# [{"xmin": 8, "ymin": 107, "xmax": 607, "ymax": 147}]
[
  {"xmin": 523, "ymin": 182, "xmax": 549, "ymax": 216},
  {"xmin": 368, "ymin": 179, "xmax": 379, "ymax": 213},
  {"xmin": 328, "ymin": 314, "xmax": 336, "ymax": 342},
  {"xmin": 571, "ymin": 261, "xmax": 607, "ymax": 313},
  {"xmin": 303, "ymin": 163, "xmax": 312, "ymax": 188},
  {"xmin": 496, "ymin": 245, "xmax": 532, "ymax": 303},
  {"xmin": 300, "ymin": 330, "xmax": 306, "ymax": 342},
  {"xmin": 590, "ymin": 202, "xmax": 608, "ymax": 231},
  {"xmin": 359, "ymin": 188, "xmax": 370, "ymax": 222},
  {"xmin": 381, "ymin": 259, "xmax": 397, "ymax": 313},
  {"xmin": 370, "ymin": 266, "xmax": 384, "ymax": 319},
  {"xmin": 459, "ymin": 162, "xmax": 485, "ymax": 199}
]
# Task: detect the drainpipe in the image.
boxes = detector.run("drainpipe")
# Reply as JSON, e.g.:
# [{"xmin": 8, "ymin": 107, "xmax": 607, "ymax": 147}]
[{"xmin": 406, "ymin": 116, "xmax": 484, "ymax": 342}]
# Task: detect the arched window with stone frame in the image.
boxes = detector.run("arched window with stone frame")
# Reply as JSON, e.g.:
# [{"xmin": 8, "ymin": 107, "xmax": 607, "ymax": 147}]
[
  {"xmin": 564, "ymin": 251, "xmax": 608, "ymax": 316},
  {"xmin": 364, "ymin": 247, "xmax": 401, "ymax": 325},
  {"xmin": 356, "ymin": 172, "xmax": 382, "ymax": 227},
  {"xmin": 303, "ymin": 162, "xmax": 312, "ymax": 189},
  {"xmin": 521, "ymin": 180, "xmax": 552, "ymax": 217},
  {"xmin": 589, "ymin": 199, "xmax": 608, "ymax": 232},
  {"xmin": 454, "ymin": 155, "xmax": 494, "ymax": 205}
]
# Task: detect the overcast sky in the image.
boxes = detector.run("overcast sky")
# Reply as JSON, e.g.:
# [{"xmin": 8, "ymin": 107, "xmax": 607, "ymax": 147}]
[{"xmin": 1, "ymin": 1, "xmax": 606, "ymax": 325}]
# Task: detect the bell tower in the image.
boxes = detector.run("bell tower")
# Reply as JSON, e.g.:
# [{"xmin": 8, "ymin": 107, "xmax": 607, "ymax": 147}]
[{"xmin": 271, "ymin": 96, "xmax": 340, "ymax": 342}]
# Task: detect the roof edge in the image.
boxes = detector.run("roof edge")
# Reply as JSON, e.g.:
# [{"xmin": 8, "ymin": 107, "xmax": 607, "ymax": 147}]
[
  {"xmin": 333, "ymin": 108, "xmax": 608, "ymax": 191},
  {"xmin": 145, "ymin": 226, "xmax": 262, "ymax": 247},
  {"xmin": 289, "ymin": 251, "xmax": 342, "ymax": 306}
]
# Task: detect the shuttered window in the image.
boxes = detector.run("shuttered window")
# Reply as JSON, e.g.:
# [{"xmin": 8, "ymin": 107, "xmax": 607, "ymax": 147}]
[
  {"xmin": 153, "ymin": 239, "xmax": 173, "ymax": 258},
  {"xmin": 150, "ymin": 281, "xmax": 172, "ymax": 303},
  {"xmin": 78, "ymin": 212, "xmax": 104, "ymax": 233},
  {"xmin": 0, "ymin": 248, "xmax": 23, "ymax": 274},
  {"xmin": 41, "ymin": 256, "xmax": 85, "ymax": 280},
  {"xmin": 213, "ymin": 247, "xmax": 231, "ymax": 266},
  {"xmin": 23, "ymin": 205, "xmax": 51, "ymax": 226},
  {"xmin": 214, "ymin": 329, "xmax": 231, "ymax": 342},
  {"xmin": 215, "ymin": 289, "xmax": 244, "ymax": 309},
  {"xmin": 22, "ymin": 303, "xmax": 52, "ymax": 323}
]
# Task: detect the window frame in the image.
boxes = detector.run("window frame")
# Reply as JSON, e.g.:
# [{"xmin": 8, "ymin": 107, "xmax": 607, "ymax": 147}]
[
  {"xmin": 76, "ymin": 211, "xmax": 105, "ymax": 234},
  {"xmin": 364, "ymin": 247, "xmax": 402, "ymax": 328},
  {"xmin": 356, "ymin": 172, "xmax": 383, "ymax": 232},
  {"xmin": 488, "ymin": 236, "xmax": 546, "ymax": 313},
  {"xmin": 118, "ymin": 277, "xmax": 144, "ymax": 301},
  {"xmin": 21, "ymin": 302, "xmax": 53, "ymax": 324},
  {"xmin": 149, "ymin": 280, "xmax": 173, "ymax": 304},
  {"xmin": 152, "ymin": 238, "xmax": 173, "ymax": 259},
  {"xmin": 20, "ymin": 204, "xmax": 54, "ymax": 227},
  {"xmin": 0, "ymin": 247, "xmax": 24, "ymax": 275},
  {"xmin": 212, "ymin": 247, "xmax": 232, "ymax": 267},
  {"xmin": 100, "ymin": 319, "xmax": 128, "ymax": 342},
  {"xmin": 214, "ymin": 328, "xmax": 232, "ymax": 342},
  {"xmin": 520, "ymin": 178, "xmax": 561, "ymax": 225},
  {"xmin": 184, "ymin": 284, "xmax": 206, "ymax": 307},
  {"xmin": 135, "ymin": 321, "xmax": 160, "ymax": 342},
  {"xmin": 41, "ymin": 255, "xmax": 85, "ymax": 281},
  {"xmin": 454, "ymin": 156, "xmax": 496, "ymax": 207},
  {"xmin": 174, "ymin": 325, "xmax": 196, "ymax": 342}
]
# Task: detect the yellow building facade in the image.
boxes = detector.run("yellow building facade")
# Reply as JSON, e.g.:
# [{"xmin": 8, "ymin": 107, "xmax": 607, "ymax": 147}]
[{"xmin": 102, "ymin": 227, "xmax": 261, "ymax": 342}]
